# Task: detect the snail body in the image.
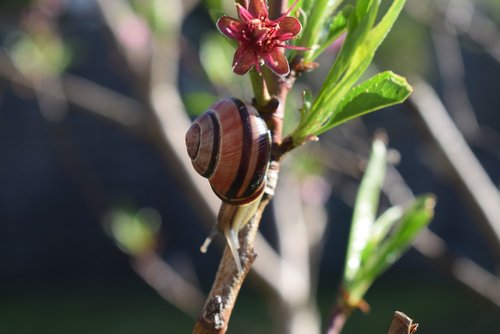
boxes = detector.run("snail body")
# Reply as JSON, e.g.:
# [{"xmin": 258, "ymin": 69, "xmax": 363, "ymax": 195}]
[{"xmin": 185, "ymin": 98, "xmax": 271, "ymax": 272}]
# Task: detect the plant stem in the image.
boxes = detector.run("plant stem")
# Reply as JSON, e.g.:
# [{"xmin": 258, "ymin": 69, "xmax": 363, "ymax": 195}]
[
  {"xmin": 387, "ymin": 311, "xmax": 418, "ymax": 334},
  {"xmin": 325, "ymin": 295, "xmax": 353, "ymax": 334},
  {"xmin": 192, "ymin": 195, "xmax": 271, "ymax": 334},
  {"xmin": 193, "ymin": 1, "xmax": 302, "ymax": 331},
  {"xmin": 268, "ymin": 0, "xmax": 287, "ymax": 19},
  {"xmin": 249, "ymin": 68, "xmax": 271, "ymax": 108}
]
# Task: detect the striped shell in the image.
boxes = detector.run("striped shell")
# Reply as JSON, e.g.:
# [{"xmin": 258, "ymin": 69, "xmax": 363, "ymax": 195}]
[{"xmin": 185, "ymin": 98, "xmax": 271, "ymax": 205}]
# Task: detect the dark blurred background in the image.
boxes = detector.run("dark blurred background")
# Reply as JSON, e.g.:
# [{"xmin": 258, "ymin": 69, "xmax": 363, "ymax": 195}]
[{"xmin": 1, "ymin": 0, "xmax": 500, "ymax": 333}]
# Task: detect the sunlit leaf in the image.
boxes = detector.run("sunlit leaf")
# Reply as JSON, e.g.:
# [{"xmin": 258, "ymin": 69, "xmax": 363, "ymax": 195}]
[
  {"xmin": 322, "ymin": 71, "xmax": 413, "ymax": 130},
  {"xmin": 299, "ymin": 0, "xmax": 343, "ymax": 62},
  {"xmin": 310, "ymin": 5, "xmax": 353, "ymax": 60},
  {"xmin": 348, "ymin": 195, "xmax": 435, "ymax": 304},
  {"xmin": 292, "ymin": 0, "xmax": 409, "ymax": 143},
  {"xmin": 361, "ymin": 205, "xmax": 403, "ymax": 263},
  {"xmin": 343, "ymin": 138, "xmax": 387, "ymax": 284}
]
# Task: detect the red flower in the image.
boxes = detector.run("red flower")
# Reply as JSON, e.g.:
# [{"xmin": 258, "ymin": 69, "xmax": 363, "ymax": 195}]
[{"xmin": 217, "ymin": 0, "xmax": 306, "ymax": 76}]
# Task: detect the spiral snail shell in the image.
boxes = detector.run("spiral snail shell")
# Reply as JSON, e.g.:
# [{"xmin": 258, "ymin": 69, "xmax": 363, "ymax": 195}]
[
  {"xmin": 185, "ymin": 97, "xmax": 272, "ymax": 272},
  {"xmin": 186, "ymin": 98, "xmax": 271, "ymax": 205}
]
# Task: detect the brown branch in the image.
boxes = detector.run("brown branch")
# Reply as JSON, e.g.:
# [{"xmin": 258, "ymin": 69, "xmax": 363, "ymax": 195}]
[
  {"xmin": 193, "ymin": 0, "xmax": 303, "ymax": 329},
  {"xmin": 191, "ymin": 79, "xmax": 296, "ymax": 332},
  {"xmin": 326, "ymin": 296, "xmax": 351, "ymax": 334},
  {"xmin": 193, "ymin": 195, "xmax": 271, "ymax": 334},
  {"xmin": 387, "ymin": 312, "xmax": 418, "ymax": 334},
  {"xmin": 132, "ymin": 251, "xmax": 205, "ymax": 318}
]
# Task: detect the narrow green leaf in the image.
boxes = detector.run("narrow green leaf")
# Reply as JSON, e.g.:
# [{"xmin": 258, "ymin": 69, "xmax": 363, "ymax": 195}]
[
  {"xmin": 343, "ymin": 138, "xmax": 387, "ymax": 284},
  {"xmin": 299, "ymin": 0, "xmax": 343, "ymax": 62},
  {"xmin": 378, "ymin": 195, "xmax": 436, "ymax": 271},
  {"xmin": 323, "ymin": 71, "xmax": 413, "ymax": 130},
  {"xmin": 296, "ymin": 0, "xmax": 315, "ymax": 15},
  {"xmin": 361, "ymin": 205, "xmax": 403, "ymax": 263},
  {"xmin": 310, "ymin": 5, "xmax": 353, "ymax": 60},
  {"xmin": 322, "ymin": 0, "xmax": 380, "ymax": 88},
  {"xmin": 348, "ymin": 195, "xmax": 435, "ymax": 303}
]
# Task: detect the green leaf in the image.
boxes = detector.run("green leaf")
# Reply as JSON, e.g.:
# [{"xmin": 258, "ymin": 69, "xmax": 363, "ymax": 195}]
[
  {"xmin": 204, "ymin": 0, "xmax": 226, "ymax": 24},
  {"xmin": 105, "ymin": 208, "xmax": 162, "ymax": 255},
  {"xmin": 361, "ymin": 205, "xmax": 403, "ymax": 263},
  {"xmin": 207, "ymin": 8, "xmax": 226, "ymax": 25},
  {"xmin": 323, "ymin": 0, "xmax": 380, "ymax": 87},
  {"xmin": 348, "ymin": 195, "xmax": 435, "ymax": 304},
  {"xmin": 183, "ymin": 92, "xmax": 218, "ymax": 116},
  {"xmin": 310, "ymin": 5, "xmax": 353, "ymax": 60},
  {"xmin": 299, "ymin": 0, "xmax": 343, "ymax": 62},
  {"xmin": 296, "ymin": 0, "xmax": 315, "ymax": 16},
  {"xmin": 200, "ymin": 32, "xmax": 236, "ymax": 86},
  {"xmin": 343, "ymin": 138, "xmax": 387, "ymax": 284},
  {"xmin": 322, "ymin": 71, "xmax": 413, "ymax": 130},
  {"xmin": 292, "ymin": 0, "xmax": 409, "ymax": 143}
]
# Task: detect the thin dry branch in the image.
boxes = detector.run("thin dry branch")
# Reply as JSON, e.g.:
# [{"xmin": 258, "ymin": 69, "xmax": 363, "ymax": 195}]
[
  {"xmin": 0, "ymin": 46, "xmax": 209, "ymax": 319},
  {"xmin": 407, "ymin": 80, "xmax": 500, "ymax": 256},
  {"xmin": 0, "ymin": 50, "xmax": 148, "ymax": 133},
  {"xmin": 193, "ymin": 196, "xmax": 271, "ymax": 334},
  {"xmin": 132, "ymin": 251, "xmax": 205, "ymax": 318},
  {"xmin": 406, "ymin": 0, "xmax": 500, "ymax": 158},
  {"xmin": 272, "ymin": 171, "xmax": 323, "ymax": 334},
  {"xmin": 95, "ymin": 0, "xmax": 220, "ymax": 218},
  {"xmin": 406, "ymin": 0, "xmax": 500, "ymax": 64},
  {"xmin": 431, "ymin": 25, "xmax": 479, "ymax": 138},
  {"xmin": 445, "ymin": 0, "xmax": 500, "ymax": 64}
]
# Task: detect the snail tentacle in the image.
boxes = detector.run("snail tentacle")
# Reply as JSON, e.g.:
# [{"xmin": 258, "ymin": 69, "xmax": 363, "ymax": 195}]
[{"xmin": 225, "ymin": 228, "xmax": 242, "ymax": 273}]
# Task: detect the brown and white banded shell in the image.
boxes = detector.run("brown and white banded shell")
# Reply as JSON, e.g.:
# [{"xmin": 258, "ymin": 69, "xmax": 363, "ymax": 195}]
[{"xmin": 185, "ymin": 98, "xmax": 271, "ymax": 205}]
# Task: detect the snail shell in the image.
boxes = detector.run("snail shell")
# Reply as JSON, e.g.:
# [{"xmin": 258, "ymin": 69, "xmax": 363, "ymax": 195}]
[
  {"xmin": 186, "ymin": 98, "xmax": 271, "ymax": 205},
  {"xmin": 185, "ymin": 98, "xmax": 272, "ymax": 273}
]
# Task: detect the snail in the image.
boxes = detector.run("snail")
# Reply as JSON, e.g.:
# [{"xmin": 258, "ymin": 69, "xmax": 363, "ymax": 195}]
[{"xmin": 185, "ymin": 97, "xmax": 271, "ymax": 272}]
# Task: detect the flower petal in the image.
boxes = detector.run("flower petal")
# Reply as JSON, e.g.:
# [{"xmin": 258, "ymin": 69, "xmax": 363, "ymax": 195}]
[
  {"xmin": 248, "ymin": 0, "xmax": 268, "ymax": 19},
  {"xmin": 263, "ymin": 49, "xmax": 289, "ymax": 75},
  {"xmin": 217, "ymin": 16, "xmax": 243, "ymax": 40},
  {"xmin": 237, "ymin": 4, "xmax": 255, "ymax": 22},
  {"xmin": 233, "ymin": 47, "xmax": 257, "ymax": 75},
  {"xmin": 278, "ymin": 17, "xmax": 302, "ymax": 39}
]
